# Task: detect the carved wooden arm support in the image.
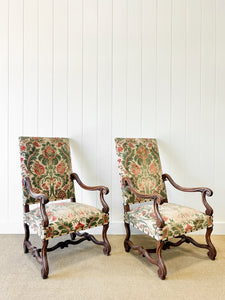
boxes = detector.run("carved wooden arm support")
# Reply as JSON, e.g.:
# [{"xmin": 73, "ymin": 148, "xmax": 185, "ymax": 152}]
[
  {"xmin": 162, "ymin": 173, "xmax": 213, "ymax": 216},
  {"xmin": 71, "ymin": 173, "xmax": 109, "ymax": 214},
  {"xmin": 23, "ymin": 177, "xmax": 49, "ymax": 227},
  {"xmin": 122, "ymin": 177, "xmax": 165, "ymax": 228}
]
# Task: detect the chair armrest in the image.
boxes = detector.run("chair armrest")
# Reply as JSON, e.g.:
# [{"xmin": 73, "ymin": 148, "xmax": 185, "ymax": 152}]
[
  {"xmin": 162, "ymin": 173, "xmax": 213, "ymax": 216},
  {"xmin": 71, "ymin": 173, "xmax": 109, "ymax": 214},
  {"xmin": 23, "ymin": 177, "xmax": 49, "ymax": 227},
  {"xmin": 122, "ymin": 177, "xmax": 165, "ymax": 228}
]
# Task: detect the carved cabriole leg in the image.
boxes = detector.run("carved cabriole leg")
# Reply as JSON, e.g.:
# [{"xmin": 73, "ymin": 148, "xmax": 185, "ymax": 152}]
[
  {"xmin": 23, "ymin": 223, "xmax": 30, "ymax": 253},
  {"xmin": 102, "ymin": 224, "xmax": 111, "ymax": 256},
  {"xmin": 124, "ymin": 222, "xmax": 131, "ymax": 252},
  {"xmin": 41, "ymin": 239, "xmax": 49, "ymax": 279},
  {"xmin": 156, "ymin": 241, "xmax": 167, "ymax": 280},
  {"xmin": 206, "ymin": 227, "xmax": 217, "ymax": 260}
]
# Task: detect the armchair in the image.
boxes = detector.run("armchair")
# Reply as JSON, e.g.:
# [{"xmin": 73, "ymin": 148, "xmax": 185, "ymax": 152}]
[
  {"xmin": 20, "ymin": 137, "xmax": 111, "ymax": 279},
  {"xmin": 115, "ymin": 138, "xmax": 216, "ymax": 280}
]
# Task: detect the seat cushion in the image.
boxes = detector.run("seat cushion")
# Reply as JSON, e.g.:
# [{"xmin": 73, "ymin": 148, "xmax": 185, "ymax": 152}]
[
  {"xmin": 125, "ymin": 202, "xmax": 213, "ymax": 241},
  {"xmin": 24, "ymin": 202, "xmax": 109, "ymax": 240}
]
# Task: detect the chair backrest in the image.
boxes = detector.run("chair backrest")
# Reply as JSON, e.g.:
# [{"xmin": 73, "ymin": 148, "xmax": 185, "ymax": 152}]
[
  {"xmin": 115, "ymin": 138, "xmax": 167, "ymax": 205},
  {"xmin": 19, "ymin": 137, "xmax": 75, "ymax": 205}
]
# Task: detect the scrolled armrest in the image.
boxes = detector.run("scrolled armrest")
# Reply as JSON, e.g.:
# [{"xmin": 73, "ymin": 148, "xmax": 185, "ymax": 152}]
[
  {"xmin": 71, "ymin": 173, "xmax": 109, "ymax": 213},
  {"xmin": 71, "ymin": 173, "xmax": 109, "ymax": 194},
  {"xmin": 23, "ymin": 177, "xmax": 49, "ymax": 226},
  {"xmin": 162, "ymin": 173, "xmax": 213, "ymax": 216},
  {"xmin": 122, "ymin": 177, "xmax": 165, "ymax": 228}
]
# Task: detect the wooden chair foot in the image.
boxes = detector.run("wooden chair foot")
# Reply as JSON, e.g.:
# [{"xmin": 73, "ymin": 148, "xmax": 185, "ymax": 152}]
[
  {"xmin": 124, "ymin": 222, "xmax": 131, "ymax": 252},
  {"xmin": 70, "ymin": 232, "xmax": 76, "ymax": 240},
  {"xmin": 206, "ymin": 227, "xmax": 217, "ymax": 260},
  {"xmin": 41, "ymin": 240, "xmax": 49, "ymax": 279},
  {"xmin": 24, "ymin": 223, "xmax": 30, "ymax": 254},
  {"xmin": 23, "ymin": 242, "xmax": 29, "ymax": 254},
  {"xmin": 102, "ymin": 224, "xmax": 111, "ymax": 256},
  {"xmin": 124, "ymin": 240, "xmax": 131, "ymax": 252}
]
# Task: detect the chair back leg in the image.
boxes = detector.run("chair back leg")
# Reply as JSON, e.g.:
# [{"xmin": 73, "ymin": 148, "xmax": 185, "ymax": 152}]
[
  {"xmin": 124, "ymin": 222, "xmax": 131, "ymax": 252},
  {"xmin": 23, "ymin": 223, "xmax": 30, "ymax": 253},
  {"xmin": 41, "ymin": 240, "xmax": 49, "ymax": 279}
]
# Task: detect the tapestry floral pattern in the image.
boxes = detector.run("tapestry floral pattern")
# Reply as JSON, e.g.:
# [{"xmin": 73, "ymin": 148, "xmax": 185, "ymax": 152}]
[
  {"xmin": 19, "ymin": 137, "xmax": 75, "ymax": 205},
  {"xmin": 24, "ymin": 202, "xmax": 109, "ymax": 240},
  {"xmin": 125, "ymin": 202, "xmax": 213, "ymax": 241},
  {"xmin": 115, "ymin": 138, "xmax": 167, "ymax": 204}
]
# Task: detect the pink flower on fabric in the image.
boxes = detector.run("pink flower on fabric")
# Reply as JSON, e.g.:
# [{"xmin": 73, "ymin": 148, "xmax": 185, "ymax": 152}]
[
  {"xmin": 20, "ymin": 145, "xmax": 26, "ymax": 151},
  {"xmin": 131, "ymin": 163, "xmax": 141, "ymax": 176},
  {"xmin": 185, "ymin": 224, "xmax": 193, "ymax": 232},
  {"xmin": 149, "ymin": 162, "xmax": 157, "ymax": 174},
  {"xmin": 68, "ymin": 213, "xmax": 74, "ymax": 219},
  {"xmin": 118, "ymin": 146, "xmax": 123, "ymax": 153}
]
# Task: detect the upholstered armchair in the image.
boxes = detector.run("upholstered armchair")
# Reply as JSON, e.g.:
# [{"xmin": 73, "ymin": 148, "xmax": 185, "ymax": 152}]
[
  {"xmin": 115, "ymin": 138, "xmax": 216, "ymax": 280},
  {"xmin": 19, "ymin": 137, "xmax": 111, "ymax": 279}
]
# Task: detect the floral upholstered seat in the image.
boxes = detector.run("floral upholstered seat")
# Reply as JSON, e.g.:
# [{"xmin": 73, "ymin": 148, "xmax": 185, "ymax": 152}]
[
  {"xmin": 125, "ymin": 202, "xmax": 212, "ymax": 241},
  {"xmin": 115, "ymin": 137, "xmax": 216, "ymax": 280},
  {"xmin": 24, "ymin": 202, "xmax": 109, "ymax": 240}
]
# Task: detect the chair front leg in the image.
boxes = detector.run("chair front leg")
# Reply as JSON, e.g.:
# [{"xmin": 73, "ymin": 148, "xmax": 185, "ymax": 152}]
[
  {"xmin": 206, "ymin": 227, "xmax": 217, "ymax": 260},
  {"xmin": 156, "ymin": 241, "xmax": 167, "ymax": 280},
  {"xmin": 23, "ymin": 223, "xmax": 30, "ymax": 253},
  {"xmin": 41, "ymin": 240, "xmax": 49, "ymax": 279},
  {"xmin": 70, "ymin": 232, "xmax": 76, "ymax": 240},
  {"xmin": 102, "ymin": 224, "xmax": 111, "ymax": 256},
  {"xmin": 124, "ymin": 222, "xmax": 131, "ymax": 252}
]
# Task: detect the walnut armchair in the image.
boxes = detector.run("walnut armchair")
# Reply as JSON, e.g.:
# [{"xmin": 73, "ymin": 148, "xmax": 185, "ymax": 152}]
[
  {"xmin": 115, "ymin": 138, "xmax": 216, "ymax": 280},
  {"xmin": 19, "ymin": 137, "xmax": 111, "ymax": 279}
]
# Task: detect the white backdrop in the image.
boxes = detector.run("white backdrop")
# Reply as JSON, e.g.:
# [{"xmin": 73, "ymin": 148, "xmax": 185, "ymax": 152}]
[{"xmin": 0, "ymin": 0, "xmax": 225, "ymax": 234}]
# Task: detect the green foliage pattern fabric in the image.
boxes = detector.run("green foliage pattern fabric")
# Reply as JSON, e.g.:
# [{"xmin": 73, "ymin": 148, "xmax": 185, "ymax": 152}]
[
  {"xmin": 115, "ymin": 138, "xmax": 167, "ymax": 204},
  {"xmin": 125, "ymin": 202, "xmax": 213, "ymax": 241},
  {"xmin": 19, "ymin": 137, "xmax": 75, "ymax": 204},
  {"xmin": 24, "ymin": 202, "xmax": 109, "ymax": 240}
]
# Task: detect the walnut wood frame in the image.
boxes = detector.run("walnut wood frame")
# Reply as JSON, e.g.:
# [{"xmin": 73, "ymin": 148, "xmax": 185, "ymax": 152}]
[
  {"xmin": 23, "ymin": 174, "xmax": 111, "ymax": 279},
  {"xmin": 123, "ymin": 174, "xmax": 216, "ymax": 280}
]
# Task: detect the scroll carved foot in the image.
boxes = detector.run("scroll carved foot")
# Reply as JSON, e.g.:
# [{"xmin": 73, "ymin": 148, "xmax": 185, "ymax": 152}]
[
  {"xmin": 41, "ymin": 240, "xmax": 49, "ymax": 279},
  {"xmin": 124, "ymin": 222, "xmax": 131, "ymax": 252},
  {"xmin": 156, "ymin": 241, "xmax": 167, "ymax": 280},
  {"xmin": 102, "ymin": 224, "xmax": 111, "ymax": 256},
  {"xmin": 206, "ymin": 227, "xmax": 217, "ymax": 260}
]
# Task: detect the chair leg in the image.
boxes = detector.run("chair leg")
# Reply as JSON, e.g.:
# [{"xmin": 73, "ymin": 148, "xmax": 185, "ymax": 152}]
[
  {"xmin": 23, "ymin": 223, "xmax": 30, "ymax": 254},
  {"xmin": 41, "ymin": 240, "xmax": 49, "ymax": 279},
  {"xmin": 102, "ymin": 224, "xmax": 111, "ymax": 256},
  {"xmin": 70, "ymin": 232, "xmax": 76, "ymax": 240},
  {"xmin": 206, "ymin": 227, "xmax": 217, "ymax": 260},
  {"xmin": 124, "ymin": 222, "xmax": 131, "ymax": 252},
  {"xmin": 156, "ymin": 241, "xmax": 167, "ymax": 280}
]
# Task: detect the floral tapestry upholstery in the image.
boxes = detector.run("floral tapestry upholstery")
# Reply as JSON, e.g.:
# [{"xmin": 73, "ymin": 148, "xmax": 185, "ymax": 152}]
[
  {"xmin": 19, "ymin": 137, "xmax": 75, "ymax": 205},
  {"xmin": 115, "ymin": 138, "xmax": 167, "ymax": 204},
  {"xmin": 24, "ymin": 202, "xmax": 109, "ymax": 240},
  {"xmin": 125, "ymin": 202, "xmax": 213, "ymax": 241}
]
